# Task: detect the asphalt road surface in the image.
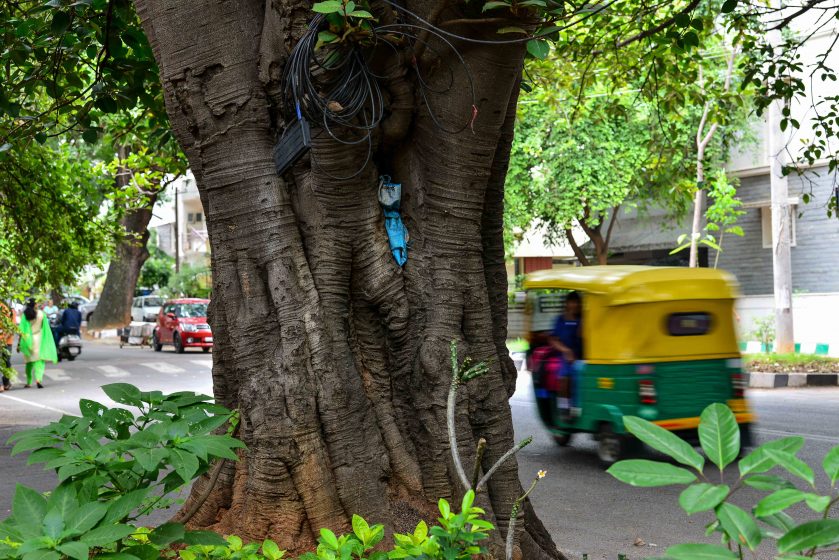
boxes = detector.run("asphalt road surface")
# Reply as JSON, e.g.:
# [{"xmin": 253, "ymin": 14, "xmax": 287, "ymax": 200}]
[{"xmin": 2, "ymin": 342, "xmax": 838, "ymax": 559}]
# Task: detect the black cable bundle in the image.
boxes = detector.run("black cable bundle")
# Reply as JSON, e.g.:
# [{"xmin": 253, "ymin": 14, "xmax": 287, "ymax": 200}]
[{"xmin": 278, "ymin": 8, "xmax": 482, "ymax": 179}]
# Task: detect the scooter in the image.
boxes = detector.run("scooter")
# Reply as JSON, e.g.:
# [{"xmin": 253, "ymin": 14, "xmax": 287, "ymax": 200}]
[{"xmin": 57, "ymin": 331, "xmax": 82, "ymax": 362}]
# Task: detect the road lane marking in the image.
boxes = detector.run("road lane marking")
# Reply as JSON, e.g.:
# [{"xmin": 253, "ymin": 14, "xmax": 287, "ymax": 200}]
[
  {"xmin": 753, "ymin": 428, "xmax": 839, "ymax": 444},
  {"xmin": 190, "ymin": 360, "xmax": 212, "ymax": 368},
  {"xmin": 45, "ymin": 369, "xmax": 71, "ymax": 382},
  {"xmin": 0, "ymin": 394, "xmax": 71, "ymax": 415},
  {"xmin": 140, "ymin": 362, "xmax": 185, "ymax": 374},
  {"xmin": 98, "ymin": 365, "xmax": 130, "ymax": 378}
]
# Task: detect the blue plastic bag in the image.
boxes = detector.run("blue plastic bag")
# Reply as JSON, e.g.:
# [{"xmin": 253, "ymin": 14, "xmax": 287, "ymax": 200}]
[{"xmin": 378, "ymin": 177, "xmax": 408, "ymax": 266}]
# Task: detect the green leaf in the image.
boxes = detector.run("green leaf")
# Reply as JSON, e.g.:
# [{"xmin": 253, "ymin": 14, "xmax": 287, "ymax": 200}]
[
  {"xmin": 81, "ymin": 129, "xmax": 98, "ymax": 143},
  {"xmin": 103, "ymin": 488, "xmax": 149, "ymax": 524},
  {"xmin": 754, "ymin": 489, "xmax": 806, "ymax": 516},
  {"xmin": 674, "ymin": 12, "xmax": 690, "ymax": 27},
  {"xmin": 101, "ymin": 383, "xmax": 142, "ymax": 406},
  {"xmin": 665, "ymin": 543, "xmax": 737, "ymax": 559},
  {"xmin": 739, "ymin": 436, "xmax": 804, "ymax": 476},
  {"xmin": 497, "ymin": 26, "xmax": 527, "ymax": 34},
  {"xmin": 824, "ymin": 445, "xmax": 839, "ymax": 485},
  {"xmin": 312, "ymin": 0, "xmax": 342, "ymax": 13},
  {"xmin": 743, "ymin": 474, "xmax": 794, "ymax": 491},
  {"xmin": 57, "ymin": 541, "xmax": 89, "ymax": 560},
  {"xmin": 149, "ymin": 522, "xmax": 185, "ymax": 546},
  {"xmin": 317, "ymin": 31, "xmax": 338, "ymax": 45},
  {"xmin": 171, "ymin": 448, "xmax": 200, "ymax": 482},
  {"xmin": 678, "ymin": 483, "xmax": 729, "ymax": 514},
  {"xmin": 698, "ymin": 403, "xmax": 740, "ymax": 471},
  {"xmin": 50, "ymin": 11, "xmax": 71, "ymax": 34},
  {"xmin": 624, "ymin": 416, "xmax": 704, "ymax": 471},
  {"xmin": 607, "ymin": 459, "xmax": 697, "ymax": 487},
  {"xmin": 11, "ymin": 434, "xmax": 59, "ymax": 455},
  {"xmin": 181, "ymin": 530, "xmax": 227, "ymax": 546},
  {"xmin": 716, "ymin": 503, "xmax": 761, "ymax": 550},
  {"xmin": 319, "ymin": 528, "xmax": 339, "ymax": 550},
  {"xmin": 81, "ymin": 524, "xmax": 136, "ymax": 547},
  {"xmin": 13, "ymin": 485, "xmax": 48, "ymax": 525},
  {"xmin": 482, "ymin": 0, "xmax": 511, "ymax": 11},
  {"xmin": 804, "ymin": 493, "xmax": 831, "ymax": 513},
  {"xmin": 64, "ymin": 502, "xmax": 108, "ymax": 536},
  {"xmin": 766, "ymin": 449, "xmax": 815, "ymax": 486},
  {"xmin": 526, "ymin": 39, "xmax": 550, "ymax": 60},
  {"xmin": 42, "ymin": 509, "xmax": 64, "ymax": 539},
  {"xmin": 347, "ymin": 9, "xmax": 373, "ymax": 18},
  {"xmin": 721, "ymin": 0, "xmax": 738, "ymax": 12},
  {"xmin": 47, "ymin": 484, "xmax": 79, "ymax": 520},
  {"xmin": 262, "ymin": 539, "xmax": 284, "ymax": 560},
  {"xmin": 777, "ymin": 520, "xmax": 839, "ymax": 553},
  {"xmin": 757, "ymin": 511, "xmax": 795, "ymax": 532},
  {"xmin": 22, "ymin": 551, "xmax": 60, "ymax": 560}
]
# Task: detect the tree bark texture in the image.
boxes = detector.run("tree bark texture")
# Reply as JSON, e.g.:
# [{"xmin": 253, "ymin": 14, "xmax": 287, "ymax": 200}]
[
  {"xmin": 135, "ymin": 2, "xmax": 563, "ymax": 558},
  {"xmin": 89, "ymin": 150, "xmax": 158, "ymax": 330}
]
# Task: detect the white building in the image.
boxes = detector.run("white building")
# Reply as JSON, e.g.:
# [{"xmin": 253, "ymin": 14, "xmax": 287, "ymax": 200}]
[{"xmin": 149, "ymin": 171, "xmax": 209, "ymax": 266}]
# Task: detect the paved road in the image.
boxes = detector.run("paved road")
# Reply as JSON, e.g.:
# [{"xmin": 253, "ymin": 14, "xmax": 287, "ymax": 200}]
[{"xmin": 1, "ymin": 343, "xmax": 838, "ymax": 559}]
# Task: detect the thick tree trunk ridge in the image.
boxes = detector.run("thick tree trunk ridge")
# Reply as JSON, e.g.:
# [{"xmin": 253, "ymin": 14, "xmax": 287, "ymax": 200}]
[{"xmin": 136, "ymin": 2, "xmax": 563, "ymax": 558}]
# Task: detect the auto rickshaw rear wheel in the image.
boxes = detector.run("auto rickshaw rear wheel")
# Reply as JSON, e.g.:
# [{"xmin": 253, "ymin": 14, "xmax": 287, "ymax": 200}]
[
  {"xmin": 553, "ymin": 432, "xmax": 573, "ymax": 446},
  {"xmin": 596, "ymin": 424, "xmax": 628, "ymax": 466}
]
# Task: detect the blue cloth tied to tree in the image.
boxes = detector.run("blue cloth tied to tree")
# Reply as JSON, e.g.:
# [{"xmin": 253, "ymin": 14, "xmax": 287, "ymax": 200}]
[{"xmin": 378, "ymin": 177, "xmax": 408, "ymax": 267}]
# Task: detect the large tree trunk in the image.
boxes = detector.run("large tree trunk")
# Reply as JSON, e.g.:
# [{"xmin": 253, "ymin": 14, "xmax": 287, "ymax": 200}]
[
  {"xmin": 136, "ymin": 2, "xmax": 563, "ymax": 558},
  {"xmin": 89, "ymin": 147, "xmax": 158, "ymax": 329}
]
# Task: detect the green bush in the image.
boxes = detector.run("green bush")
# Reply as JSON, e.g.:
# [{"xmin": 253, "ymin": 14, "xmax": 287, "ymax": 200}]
[
  {"xmin": 0, "ymin": 384, "xmax": 497, "ymax": 560},
  {"xmin": 608, "ymin": 403, "xmax": 839, "ymax": 559}
]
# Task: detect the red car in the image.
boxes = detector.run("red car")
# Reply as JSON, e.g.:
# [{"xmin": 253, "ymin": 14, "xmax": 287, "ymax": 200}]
[{"xmin": 152, "ymin": 298, "xmax": 212, "ymax": 353}]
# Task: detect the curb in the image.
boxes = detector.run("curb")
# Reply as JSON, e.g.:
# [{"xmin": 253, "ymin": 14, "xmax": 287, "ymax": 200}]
[{"xmin": 747, "ymin": 372, "xmax": 839, "ymax": 389}]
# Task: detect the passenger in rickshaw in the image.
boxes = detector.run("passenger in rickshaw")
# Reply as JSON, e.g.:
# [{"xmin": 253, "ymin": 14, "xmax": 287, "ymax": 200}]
[{"xmin": 549, "ymin": 291, "xmax": 583, "ymax": 418}]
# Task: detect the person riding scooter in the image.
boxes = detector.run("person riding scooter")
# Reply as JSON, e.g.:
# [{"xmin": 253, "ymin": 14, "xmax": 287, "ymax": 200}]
[{"xmin": 54, "ymin": 302, "xmax": 83, "ymax": 361}]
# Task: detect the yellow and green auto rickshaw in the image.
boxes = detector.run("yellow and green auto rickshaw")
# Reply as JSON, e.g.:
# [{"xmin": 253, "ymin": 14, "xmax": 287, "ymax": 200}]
[{"xmin": 523, "ymin": 265, "xmax": 755, "ymax": 464}]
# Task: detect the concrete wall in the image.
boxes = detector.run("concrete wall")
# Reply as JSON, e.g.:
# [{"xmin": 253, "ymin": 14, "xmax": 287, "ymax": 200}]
[
  {"xmin": 716, "ymin": 167, "xmax": 839, "ymax": 295},
  {"xmin": 736, "ymin": 293, "xmax": 839, "ymax": 355}
]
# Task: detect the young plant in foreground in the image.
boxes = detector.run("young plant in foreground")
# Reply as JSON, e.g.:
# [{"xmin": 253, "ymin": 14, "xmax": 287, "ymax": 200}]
[
  {"xmin": 0, "ymin": 384, "xmax": 243, "ymax": 559},
  {"xmin": 608, "ymin": 402, "xmax": 839, "ymax": 559}
]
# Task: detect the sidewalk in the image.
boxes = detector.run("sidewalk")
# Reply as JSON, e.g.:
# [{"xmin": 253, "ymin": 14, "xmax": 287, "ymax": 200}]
[{"xmin": 747, "ymin": 371, "xmax": 839, "ymax": 389}]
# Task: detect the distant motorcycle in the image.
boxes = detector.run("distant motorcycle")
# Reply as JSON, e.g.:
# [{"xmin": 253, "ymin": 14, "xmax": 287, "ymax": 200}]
[{"xmin": 57, "ymin": 332, "xmax": 82, "ymax": 362}]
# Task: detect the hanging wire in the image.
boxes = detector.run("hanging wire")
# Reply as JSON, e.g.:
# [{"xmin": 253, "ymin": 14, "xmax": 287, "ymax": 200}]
[{"xmin": 281, "ymin": 7, "xmax": 487, "ymax": 179}]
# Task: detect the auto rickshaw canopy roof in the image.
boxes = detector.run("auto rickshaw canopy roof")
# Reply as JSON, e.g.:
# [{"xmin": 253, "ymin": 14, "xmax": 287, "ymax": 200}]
[{"xmin": 522, "ymin": 265, "xmax": 740, "ymax": 306}]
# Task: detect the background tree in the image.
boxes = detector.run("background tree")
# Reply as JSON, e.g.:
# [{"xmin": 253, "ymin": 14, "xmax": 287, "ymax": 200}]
[{"xmin": 506, "ymin": 76, "xmax": 695, "ymax": 265}]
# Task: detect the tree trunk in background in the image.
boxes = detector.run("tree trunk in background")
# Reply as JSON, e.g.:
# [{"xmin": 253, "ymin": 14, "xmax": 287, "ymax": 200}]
[
  {"xmin": 89, "ymin": 147, "xmax": 157, "ymax": 330},
  {"xmin": 136, "ymin": 1, "xmax": 563, "ymax": 559},
  {"xmin": 88, "ymin": 198, "xmax": 158, "ymax": 329}
]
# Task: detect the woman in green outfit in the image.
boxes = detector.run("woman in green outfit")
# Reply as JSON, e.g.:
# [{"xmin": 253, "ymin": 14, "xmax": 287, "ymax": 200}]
[{"xmin": 17, "ymin": 299, "xmax": 57, "ymax": 388}]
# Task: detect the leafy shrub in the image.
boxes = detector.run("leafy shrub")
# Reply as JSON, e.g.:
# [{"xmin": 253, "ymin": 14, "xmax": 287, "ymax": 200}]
[
  {"xmin": 0, "ymin": 384, "xmax": 242, "ymax": 559},
  {"xmin": 751, "ymin": 315, "xmax": 776, "ymax": 353},
  {"xmin": 0, "ymin": 384, "xmax": 499, "ymax": 560},
  {"xmin": 608, "ymin": 402, "xmax": 839, "ymax": 559}
]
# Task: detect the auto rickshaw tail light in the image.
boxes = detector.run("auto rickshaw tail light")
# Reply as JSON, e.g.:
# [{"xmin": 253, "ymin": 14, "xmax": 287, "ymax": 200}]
[
  {"xmin": 638, "ymin": 379, "xmax": 657, "ymax": 405},
  {"xmin": 731, "ymin": 373, "xmax": 746, "ymax": 398}
]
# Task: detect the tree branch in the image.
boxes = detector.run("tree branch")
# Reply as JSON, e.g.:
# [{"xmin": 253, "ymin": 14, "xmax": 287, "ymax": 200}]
[{"xmin": 565, "ymin": 228, "xmax": 590, "ymax": 266}]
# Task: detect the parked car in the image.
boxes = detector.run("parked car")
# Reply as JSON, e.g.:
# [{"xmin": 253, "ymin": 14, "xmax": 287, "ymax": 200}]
[
  {"xmin": 152, "ymin": 298, "xmax": 212, "ymax": 353},
  {"xmin": 63, "ymin": 294, "xmax": 90, "ymax": 306},
  {"xmin": 80, "ymin": 299, "xmax": 98, "ymax": 323},
  {"xmin": 131, "ymin": 295, "xmax": 164, "ymax": 323}
]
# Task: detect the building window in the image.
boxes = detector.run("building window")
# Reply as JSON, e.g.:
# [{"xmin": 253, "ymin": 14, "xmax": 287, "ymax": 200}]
[
  {"xmin": 195, "ymin": 212, "xmax": 203, "ymax": 223},
  {"xmin": 187, "ymin": 212, "xmax": 195, "ymax": 223},
  {"xmin": 760, "ymin": 206, "xmax": 797, "ymax": 249}
]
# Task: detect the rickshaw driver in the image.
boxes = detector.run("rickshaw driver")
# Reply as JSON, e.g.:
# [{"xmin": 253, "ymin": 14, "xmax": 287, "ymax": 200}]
[{"xmin": 549, "ymin": 291, "xmax": 583, "ymax": 418}]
